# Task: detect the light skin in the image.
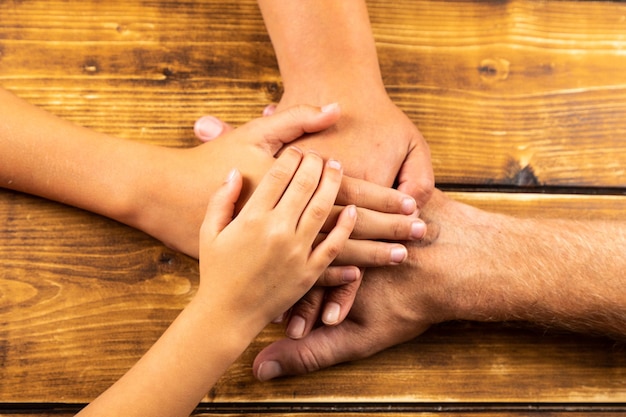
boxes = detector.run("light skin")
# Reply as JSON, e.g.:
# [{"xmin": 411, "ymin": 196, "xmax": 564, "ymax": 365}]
[
  {"xmin": 0, "ymin": 87, "xmax": 428, "ymax": 323},
  {"xmin": 252, "ymin": 188, "xmax": 626, "ymax": 381},
  {"xmin": 193, "ymin": 0, "xmax": 435, "ymax": 336},
  {"xmin": 77, "ymin": 146, "xmax": 357, "ymax": 417},
  {"xmin": 196, "ymin": 0, "xmax": 434, "ymax": 208},
  {"xmin": 0, "ymin": 87, "xmax": 422, "ymax": 259}
]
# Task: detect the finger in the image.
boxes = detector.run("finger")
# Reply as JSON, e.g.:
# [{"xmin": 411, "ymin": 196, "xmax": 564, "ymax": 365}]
[
  {"xmin": 244, "ymin": 103, "xmax": 341, "ymax": 155},
  {"xmin": 323, "ymin": 206, "xmax": 426, "ymax": 241},
  {"xmin": 395, "ymin": 143, "xmax": 435, "ymax": 211},
  {"xmin": 294, "ymin": 159, "xmax": 343, "ymax": 244},
  {"xmin": 316, "ymin": 266, "xmax": 360, "ymax": 287},
  {"xmin": 320, "ymin": 276, "xmax": 362, "ymax": 326},
  {"xmin": 337, "ymin": 176, "xmax": 417, "ymax": 216},
  {"xmin": 193, "ymin": 115, "xmax": 234, "ymax": 142},
  {"xmin": 309, "ymin": 205, "xmax": 357, "ymax": 272},
  {"xmin": 286, "ymin": 266, "xmax": 361, "ymax": 336},
  {"xmin": 263, "ymin": 104, "xmax": 277, "ymax": 117},
  {"xmin": 285, "ymin": 287, "xmax": 325, "ymax": 340},
  {"xmin": 323, "ymin": 237, "xmax": 407, "ymax": 267},
  {"xmin": 253, "ymin": 322, "xmax": 372, "ymax": 381},
  {"xmin": 275, "ymin": 152, "xmax": 325, "ymax": 230},
  {"xmin": 200, "ymin": 169, "xmax": 243, "ymax": 240},
  {"xmin": 240, "ymin": 147, "xmax": 303, "ymax": 212}
]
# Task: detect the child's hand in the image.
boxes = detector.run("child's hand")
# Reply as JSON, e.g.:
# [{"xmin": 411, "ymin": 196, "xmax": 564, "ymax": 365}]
[{"xmin": 198, "ymin": 147, "xmax": 357, "ymax": 327}]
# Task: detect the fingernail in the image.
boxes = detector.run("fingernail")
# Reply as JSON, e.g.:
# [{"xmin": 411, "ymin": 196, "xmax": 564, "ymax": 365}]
[
  {"xmin": 286, "ymin": 315, "xmax": 306, "ymax": 339},
  {"xmin": 193, "ymin": 115, "xmax": 224, "ymax": 140},
  {"xmin": 271, "ymin": 313, "xmax": 284, "ymax": 324},
  {"xmin": 346, "ymin": 205, "xmax": 357, "ymax": 219},
  {"xmin": 321, "ymin": 102, "xmax": 339, "ymax": 113},
  {"xmin": 322, "ymin": 302, "xmax": 341, "ymax": 325},
  {"xmin": 327, "ymin": 159, "xmax": 341, "ymax": 170},
  {"xmin": 410, "ymin": 221, "xmax": 426, "ymax": 239},
  {"xmin": 263, "ymin": 104, "xmax": 277, "ymax": 117},
  {"xmin": 390, "ymin": 246, "xmax": 407, "ymax": 264},
  {"xmin": 257, "ymin": 361, "xmax": 283, "ymax": 382},
  {"xmin": 401, "ymin": 197, "xmax": 417, "ymax": 214},
  {"xmin": 225, "ymin": 168, "xmax": 237, "ymax": 183},
  {"xmin": 342, "ymin": 267, "xmax": 358, "ymax": 283}
]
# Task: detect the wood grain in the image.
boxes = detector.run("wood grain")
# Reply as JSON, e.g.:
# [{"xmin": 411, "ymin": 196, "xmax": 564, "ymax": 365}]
[
  {"xmin": 0, "ymin": 191, "xmax": 624, "ymax": 404},
  {"xmin": 0, "ymin": 0, "xmax": 625, "ymax": 413},
  {"xmin": 1, "ymin": 0, "xmax": 626, "ymax": 187}
]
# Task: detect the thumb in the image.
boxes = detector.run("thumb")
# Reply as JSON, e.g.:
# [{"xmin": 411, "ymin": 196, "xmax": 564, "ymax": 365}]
[
  {"xmin": 200, "ymin": 169, "xmax": 243, "ymax": 240},
  {"xmin": 249, "ymin": 103, "xmax": 341, "ymax": 155},
  {"xmin": 252, "ymin": 322, "xmax": 367, "ymax": 381},
  {"xmin": 396, "ymin": 145, "xmax": 435, "ymax": 212},
  {"xmin": 194, "ymin": 115, "xmax": 234, "ymax": 142}
]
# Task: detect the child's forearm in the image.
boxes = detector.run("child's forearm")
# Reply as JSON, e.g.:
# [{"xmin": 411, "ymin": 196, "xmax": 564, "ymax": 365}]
[
  {"xmin": 76, "ymin": 296, "xmax": 262, "ymax": 417},
  {"xmin": 0, "ymin": 87, "xmax": 157, "ymax": 224},
  {"xmin": 258, "ymin": 0, "xmax": 385, "ymax": 103}
]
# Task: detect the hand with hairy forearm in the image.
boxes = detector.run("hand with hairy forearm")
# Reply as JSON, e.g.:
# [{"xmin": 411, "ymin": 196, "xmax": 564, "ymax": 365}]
[
  {"xmin": 251, "ymin": 189, "xmax": 626, "ymax": 381},
  {"xmin": 255, "ymin": 0, "xmax": 434, "ymax": 208}
]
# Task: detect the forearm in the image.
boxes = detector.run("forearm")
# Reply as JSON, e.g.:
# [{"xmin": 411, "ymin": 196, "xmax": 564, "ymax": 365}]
[
  {"xmin": 258, "ymin": 0, "xmax": 386, "ymax": 104},
  {"xmin": 0, "ymin": 87, "xmax": 161, "ymax": 224},
  {"xmin": 77, "ymin": 296, "xmax": 262, "ymax": 417},
  {"xmin": 467, "ymin": 216, "xmax": 626, "ymax": 337},
  {"xmin": 425, "ymin": 195, "xmax": 626, "ymax": 338}
]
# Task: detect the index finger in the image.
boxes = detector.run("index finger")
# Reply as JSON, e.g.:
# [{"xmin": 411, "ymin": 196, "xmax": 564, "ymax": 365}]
[
  {"xmin": 337, "ymin": 176, "xmax": 417, "ymax": 216},
  {"xmin": 240, "ymin": 146, "xmax": 303, "ymax": 213}
]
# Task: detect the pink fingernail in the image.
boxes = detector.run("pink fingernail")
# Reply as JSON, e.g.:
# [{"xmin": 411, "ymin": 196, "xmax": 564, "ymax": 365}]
[
  {"xmin": 193, "ymin": 115, "xmax": 223, "ymax": 141},
  {"xmin": 342, "ymin": 267, "xmax": 358, "ymax": 283},
  {"xmin": 321, "ymin": 102, "xmax": 339, "ymax": 113},
  {"xmin": 225, "ymin": 168, "xmax": 237, "ymax": 183},
  {"xmin": 323, "ymin": 302, "xmax": 341, "ymax": 325},
  {"xmin": 286, "ymin": 315, "xmax": 306, "ymax": 339},
  {"xmin": 390, "ymin": 246, "xmax": 407, "ymax": 264},
  {"xmin": 257, "ymin": 361, "xmax": 283, "ymax": 381},
  {"xmin": 411, "ymin": 221, "xmax": 426, "ymax": 239},
  {"xmin": 401, "ymin": 197, "xmax": 417, "ymax": 214},
  {"xmin": 327, "ymin": 159, "xmax": 341, "ymax": 170},
  {"xmin": 263, "ymin": 104, "xmax": 277, "ymax": 117}
]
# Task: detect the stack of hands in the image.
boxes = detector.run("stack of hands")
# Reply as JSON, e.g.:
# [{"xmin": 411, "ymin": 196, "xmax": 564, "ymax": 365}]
[{"xmin": 2, "ymin": 0, "xmax": 624, "ymax": 416}]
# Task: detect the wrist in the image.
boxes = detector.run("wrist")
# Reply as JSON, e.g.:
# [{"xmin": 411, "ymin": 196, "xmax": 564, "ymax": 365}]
[
  {"xmin": 284, "ymin": 76, "xmax": 384, "ymax": 113},
  {"xmin": 409, "ymin": 191, "xmax": 523, "ymax": 325}
]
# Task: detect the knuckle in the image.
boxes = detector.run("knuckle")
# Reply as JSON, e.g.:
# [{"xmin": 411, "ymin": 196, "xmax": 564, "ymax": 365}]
[
  {"xmin": 296, "ymin": 344, "xmax": 323, "ymax": 374},
  {"xmin": 323, "ymin": 239, "xmax": 344, "ymax": 261},
  {"xmin": 318, "ymin": 268, "xmax": 336, "ymax": 286},
  {"xmin": 338, "ymin": 181, "xmax": 362, "ymax": 205},
  {"xmin": 291, "ymin": 288, "xmax": 324, "ymax": 317},
  {"xmin": 268, "ymin": 164, "xmax": 292, "ymax": 183},
  {"xmin": 391, "ymin": 218, "xmax": 410, "ymax": 239},
  {"xmin": 308, "ymin": 200, "xmax": 332, "ymax": 221},
  {"xmin": 266, "ymin": 223, "xmax": 292, "ymax": 245},
  {"xmin": 351, "ymin": 208, "xmax": 366, "ymax": 235},
  {"xmin": 372, "ymin": 244, "xmax": 391, "ymax": 266},
  {"xmin": 293, "ymin": 174, "xmax": 316, "ymax": 193}
]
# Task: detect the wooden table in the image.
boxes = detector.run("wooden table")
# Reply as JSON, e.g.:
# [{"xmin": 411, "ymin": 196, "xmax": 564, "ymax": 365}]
[{"xmin": 1, "ymin": 0, "xmax": 625, "ymax": 415}]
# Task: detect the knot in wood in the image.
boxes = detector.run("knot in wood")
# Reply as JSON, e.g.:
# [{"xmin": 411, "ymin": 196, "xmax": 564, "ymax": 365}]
[{"xmin": 478, "ymin": 58, "xmax": 510, "ymax": 82}]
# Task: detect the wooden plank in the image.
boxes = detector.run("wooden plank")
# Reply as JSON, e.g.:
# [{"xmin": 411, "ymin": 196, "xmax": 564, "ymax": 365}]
[
  {"xmin": 2, "ymin": 0, "xmax": 626, "ymax": 187},
  {"xmin": 0, "ymin": 191, "xmax": 624, "ymax": 403},
  {"xmin": 0, "ymin": 0, "xmax": 625, "ymax": 411},
  {"xmin": 2, "ymin": 413, "xmax": 626, "ymax": 417}
]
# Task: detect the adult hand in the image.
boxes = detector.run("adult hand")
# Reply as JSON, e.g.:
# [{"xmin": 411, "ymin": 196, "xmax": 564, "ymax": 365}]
[
  {"xmin": 251, "ymin": 189, "xmax": 471, "ymax": 381},
  {"xmin": 195, "ymin": 98, "xmax": 434, "ymax": 211},
  {"xmin": 277, "ymin": 95, "xmax": 434, "ymax": 210}
]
